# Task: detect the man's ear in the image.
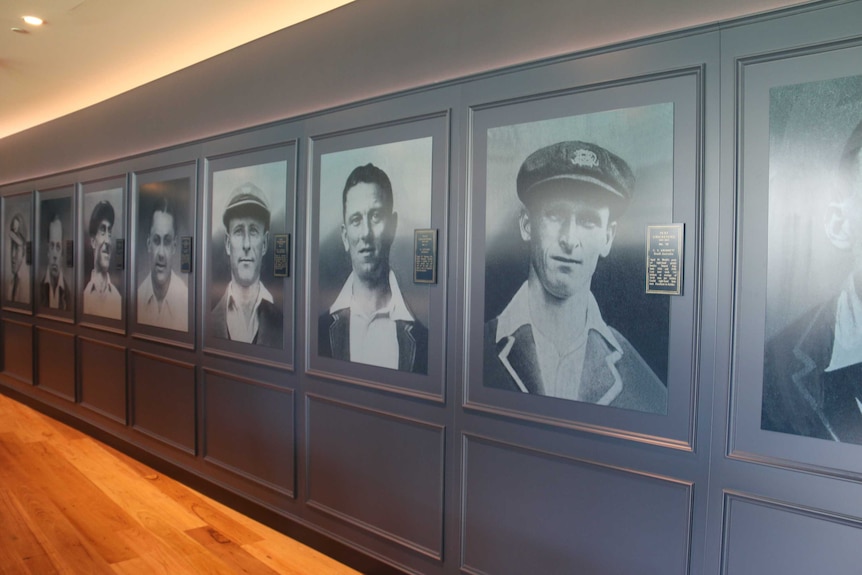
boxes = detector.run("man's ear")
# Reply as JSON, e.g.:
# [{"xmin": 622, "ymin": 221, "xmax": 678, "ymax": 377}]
[
  {"xmin": 91, "ymin": 236, "xmax": 97, "ymax": 252},
  {"xmin": 600, "ymin": 221, "xmax": 617, "ymax": 258},
  {"xmin": 341, "ymin": 224, "xmax": 349, "ymax": 252},
  {"xmin": 224, "ymin": 231, "xmax": 231, "ymax": 256},
  {"xmin": 519, "ymin": 209, "xmax": 531, "ymax": 242},
  {"xmin": 826, "ymin": 202, "xmax": 853, "ymax": 250},
  {"xmin": 261, "ymin": 230, "xmax": 269, "ymax": 256}
]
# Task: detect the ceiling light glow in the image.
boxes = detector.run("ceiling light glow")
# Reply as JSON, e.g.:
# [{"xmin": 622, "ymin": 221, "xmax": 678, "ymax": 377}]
[{"xmin": 22, "ymin": 15, "xmax": 43, "ymax": 26}]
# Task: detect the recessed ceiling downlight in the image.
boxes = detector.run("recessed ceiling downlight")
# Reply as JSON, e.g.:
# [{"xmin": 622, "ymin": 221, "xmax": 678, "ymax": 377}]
[{"xmin": 22, "ymin": 15, "xmax": 44, "ymax": 26}]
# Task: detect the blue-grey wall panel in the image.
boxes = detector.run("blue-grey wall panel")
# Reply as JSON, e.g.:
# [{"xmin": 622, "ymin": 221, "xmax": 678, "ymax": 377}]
[
  {"xmin": 79, "ymin": 337, "xmax": 126, "ymax": 423},
  {"xmin": 130, "ymin": 351, "xmax": 196, "ymax": 453},
  {"xmin": 306, "ymin": 395, "xmax": 445, "ymax": 559},
  {"xmin": 1, "ymin": 320, "xmax": 32, "ymax": 384},
  {"xmin": 462, "ymin": 434, "xmax": 693, "ymax": 575},
  {"xmin": 722, "ymin": 493, "xmax": 862, "ymax": 575},
  {"xmin": 202, "ymin": 369, "xmax": 295, "ymax": 497},
  {"xmin": 35, "ymin": 327, "xmax": 75, "ymax": 401}
]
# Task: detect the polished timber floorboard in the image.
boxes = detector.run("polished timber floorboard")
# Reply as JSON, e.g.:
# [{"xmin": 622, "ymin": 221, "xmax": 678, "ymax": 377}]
[{"xmin": 0, "ymin": 393, "xmax": 360, "ymax": 575}]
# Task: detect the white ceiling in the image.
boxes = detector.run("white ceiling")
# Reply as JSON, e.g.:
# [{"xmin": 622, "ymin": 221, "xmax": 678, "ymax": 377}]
[{"xmin": 0, "ymin": 0, "xmax": 354, "ymax": 139}]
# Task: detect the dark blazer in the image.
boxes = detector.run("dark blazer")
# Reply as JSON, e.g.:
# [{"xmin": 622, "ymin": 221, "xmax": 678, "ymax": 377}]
[
  {"xmin": 319, "ymin": 308, "xmax": 429, "ymax": 374},
  {"xmin": 210, "ymin": 288, "xmax": 283, "ymax": 348},
  {"xmin": 762, "ymin": 296, "xmax": 862, "ymax": 444},
  {"xmin": 483, "ymin": 318, "xmax": 667, "ymax": 414},
  {"xmin": 40, "ymin": 279, "xmax": 69, "ymax": 311}
]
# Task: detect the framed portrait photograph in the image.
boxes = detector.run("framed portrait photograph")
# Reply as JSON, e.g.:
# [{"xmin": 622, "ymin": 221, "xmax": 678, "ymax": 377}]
[
  {"xmin": 466, "ymin": 70, "xmax": 702, "ymax": 447},
  {"xmin": 78, "ymin": 175, "xmax": 127, "ymax": 332},
  {"xmin": 307, "ymin": 112, "xmax": 449, "ymax": 400},
  {"xmin": 35, "ymin": 186, "xmax": 75, "ymax": 322},
  {"xmin": 731, "ymin": 42, "xmax": 862, "ymax": 478},
  {"xmin": 203, "ymin": 143, "xmax": 296, "ymax": 369},
  {"xmin": 2, "ymin": 192, "xmax": 34, "ymax": 314},
  {"xmin": 131, "ymin": 162, "xmax": 196, "ymax": 348}
]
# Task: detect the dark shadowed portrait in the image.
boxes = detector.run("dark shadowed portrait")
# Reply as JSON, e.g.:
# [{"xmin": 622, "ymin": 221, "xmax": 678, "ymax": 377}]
[{"xmin": 761, "ymin": 74, "xmax": 862, "ymax": 444}]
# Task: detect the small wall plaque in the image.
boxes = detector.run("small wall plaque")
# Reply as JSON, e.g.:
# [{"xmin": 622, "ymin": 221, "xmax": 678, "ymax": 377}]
[
  {"xmin": 273, "ymin": 233, "xmax": 290, "ymax": 278},
  {"xmin": 646, "ymin": 223, "xmax": 683, "ymax": 295},
  {"xmin": 414, "ymin": 229, "xmax": 438, "ymax": 284},
  {"xmin": 115, "ymin": 238, "xmax": 125, "ymax": 270},
  {"xmin": 180, "ymin": 236, "xmax": 193, "ymax": 273},
  {"xmin": 26, "ymin": 241, "xmax": 32, "ymax": 265},
  {"xmin": 65, "ymin": 240, "xmax": 74, "ymax": 267}
]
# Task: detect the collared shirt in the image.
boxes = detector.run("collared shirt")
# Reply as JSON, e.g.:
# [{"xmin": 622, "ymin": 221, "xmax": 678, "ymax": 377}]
[
  {"xmin": 494, "ymin": 281, "xmax": 622, "ymax": 400},
  {"xmin": 330, "ymin": 270, "xmax": 415, "ymax": 369},
  {"xmin": 42, "ymin": 270, "xmax": 68, "ymax": 309},
  {"xmin": 83, "ymin": 269, "xmax": 122, "ymax": 320},
  {"xmin": 828, "ymin": 274, "xmax": 862, "ymax": 372},
  {"xmin": 225, "ymin": 281, "xmax": 274, "ymax": 343},
  {"xmin": 137, "ymin": 270, "xmax": 188, "ymax": 332}
]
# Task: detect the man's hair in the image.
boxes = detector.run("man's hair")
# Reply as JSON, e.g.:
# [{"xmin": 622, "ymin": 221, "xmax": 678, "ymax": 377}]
[
  {"xmin": 46, "ymin": 213, "xmax": 62, "ymax": 242},
  {"xmin": 89, "ymin": 201, "xmax": 115, "ymax": 238},
  {"xmin": 342, "ymin": 163, "xmax": 394, "ymax": 216},
  {"xmin": 148, "ymin": 197, "xmax": 177, "ymax": 236},
  {"xmin": 10, "ymin": 214, "xmax": 24, "ymax": 237}
]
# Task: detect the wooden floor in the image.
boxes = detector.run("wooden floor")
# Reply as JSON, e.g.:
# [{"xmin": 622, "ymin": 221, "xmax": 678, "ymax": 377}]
[{"xmin": 0, "ymin": 393, "xmax": 361, "ymax": 575}]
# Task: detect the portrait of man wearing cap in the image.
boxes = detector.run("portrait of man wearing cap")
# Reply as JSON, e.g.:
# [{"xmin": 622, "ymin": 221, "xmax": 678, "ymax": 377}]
[
  {"xmin": 483, "ymin": 140, "xmax": 667, "ymax": 413},
  {"xmin": 6, "ymin": 212, "xmax": 31, "ymax": 305},
  {"xmin": 209, "ymin": 182, "xmax": 283, "ymax": 347},
  {"xmin": 83, "ymin": 199, "xmax": 122, "ymax": 319},
  {"xmin": 762, "ymin": 113, "xmax": 862, "ymax": 444},
  {"xmin": 318, "ymin": 162, "xmax": 428, "ymax": 373},
  {"xmin": 137, "ymin": 195, "xmax": 188, "ymax": 332},
  {"xmin": 39, "ymin": 212, "xmax": 70, "ymax": 311}
]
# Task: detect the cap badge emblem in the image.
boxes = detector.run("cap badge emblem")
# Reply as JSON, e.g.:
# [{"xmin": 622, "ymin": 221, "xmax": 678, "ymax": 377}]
[{"xmin": 570, "ymin": 149, "xmax": 599, "ymax": 168}]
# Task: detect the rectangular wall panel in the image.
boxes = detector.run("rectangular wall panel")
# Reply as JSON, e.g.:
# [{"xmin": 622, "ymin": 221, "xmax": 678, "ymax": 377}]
[
  {"xmin": 203, "ymin": 369, "xmax": 295, "ymax": 497},
  {"xmin": 79, "ymin": 337, "xmax": 126, "ymax": 423},
  {"xmin": 722, "ymin": 493, "xmax": 862, "ymax": 575},
  {"xmin": 1, "ymin": 320, "xmax": 32, "ymax": 384},
  {"xmin": 35, "ymin": 327, "xmax": 75, "ymax": 400},
  {"xmin": 130, "ymin": 351, "xmax": 196, "ymax": 453},
  {"xmin": 462, "ymin": 434, "xmax": 693, "ymax": 575},
  {"xmin": 306, "ymin": 395, "xmax": 445, "ymax": 559}
]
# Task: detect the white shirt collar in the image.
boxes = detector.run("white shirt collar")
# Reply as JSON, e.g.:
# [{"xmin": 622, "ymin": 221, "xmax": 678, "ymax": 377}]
[
  {"xmin": 330, "ymin": 270, "xmax": 415, "ymax": 322},
  {"xmin": 494, "ymin": 281, "xmax": 621, "ymax": 352}
]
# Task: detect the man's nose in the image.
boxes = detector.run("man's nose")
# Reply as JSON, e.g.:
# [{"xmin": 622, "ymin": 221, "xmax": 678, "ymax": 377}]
[
  {"xmin": 558, "ymin": 217, "xmax": 580, "ymax": 250},
  {"xmin": 358, "ymin": 216, "xmax": 372, "ymax": 239}
]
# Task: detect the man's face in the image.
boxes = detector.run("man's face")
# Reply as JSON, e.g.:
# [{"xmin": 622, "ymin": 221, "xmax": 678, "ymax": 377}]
[
  {"xmin": 341, "ymin": 182, "xmax": 397, "ymax": 283},
  {"xmin": 91, "ymin": 219, "xmax": 113, "ymax": 273},
  {"xmin": 521, "ymin": 190, "xmax": 616, "ymax": 300},
  {"xmin": 225, "ymin": 214, "xmax": 267, "ymax": 288},
  {"xmin": 47, "ymin": 219, "xmax": 63, "ymax": 283},
  {"xmin": 147, "ymin": 210, "xmax": 176, "ymax": 291}
]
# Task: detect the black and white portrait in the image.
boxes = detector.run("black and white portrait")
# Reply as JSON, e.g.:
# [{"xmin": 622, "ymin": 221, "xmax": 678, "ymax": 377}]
[
  {"xmin": 3, "ymin": 195, "xmax": 32, "ymax": 308},
  {"xmin": 37, "ymin": 194, "xmax": 73, "ymax": 317},
  {"xmin": 761, "ymin": 74, "xmax": 862, "ymax": 444},
  {"xmin": 208, "ymin": 161, "xmax": 287, "ymax": 349},
  {"xmin": 317, "ymin": 137, "xmax": 432, "ymax": 374},
  {"xmin": 135, "ymin": 177, "xmax": 191, "ymax": 333},
  {"xmin": 81, "ymin": 187, "xmax": 124, "ymax": 321},
  {"xmin": 482, "ymin": 103, "xmax": 673, "ymax": 414}
]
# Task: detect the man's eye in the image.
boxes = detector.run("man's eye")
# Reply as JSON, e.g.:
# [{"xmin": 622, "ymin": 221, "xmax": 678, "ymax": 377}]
[
  {"xmin": 349, "ymin": 215, "xmax": 362, "ymax": 226},
  {"xmin": 577, "ymin": 214, "xmax": 601, "ymax": 228},
  {"xmin": 152, "ymin": 236, "xmax": 161, "ymax": 246},
  {"xmin": 164, "ymin": 235, "xmax": 174, "ymax": 248}
]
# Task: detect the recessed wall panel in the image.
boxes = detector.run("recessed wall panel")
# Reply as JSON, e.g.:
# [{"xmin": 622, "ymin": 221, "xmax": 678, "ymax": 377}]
[
  {"xmin": 130, "ymin": 351, "xmax": 195, "ymax": 453},
  {"xmin": 203, "ymin": 369, "xmax": 295, "ymax": 496},
  {"xmin": 35, "ymin": 327, "xmax": 75, "ymax": 400},
  {"xmin": 1, "ymin": 320, "xmax": 32, "ymax": 384},
  {"xmin": 306, "ymin": 395, "xmax": 444, "ymax": 558},
  {"xmin": 79, "ymin": 337, "xmax": 126, "ymax": 423},
  {"xmin": 462, "ymin": 434, "xmax": 692, "ymax": 574},
  {"xmin": 722, "ymin": 493, "xmax": 862, "ymax": 574}
]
